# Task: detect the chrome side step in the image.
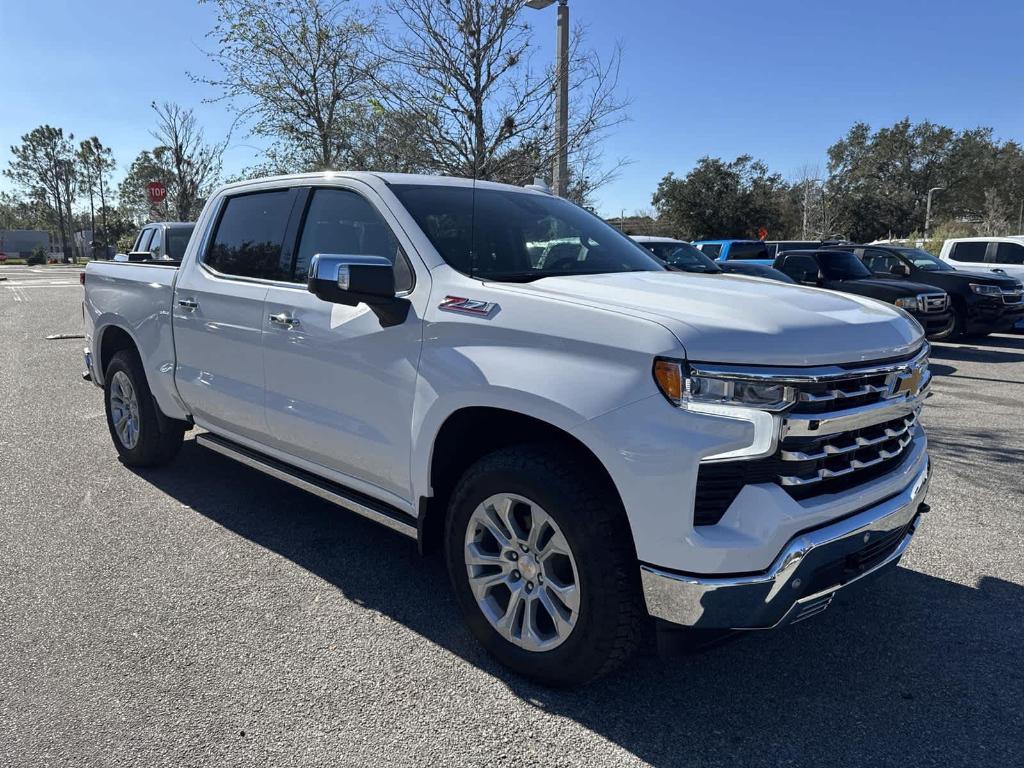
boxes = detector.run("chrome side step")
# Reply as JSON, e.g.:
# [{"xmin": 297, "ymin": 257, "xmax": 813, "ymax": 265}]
[{"xmin": 196, "ymin": 432, "xmax": 418, "ymax": 540}]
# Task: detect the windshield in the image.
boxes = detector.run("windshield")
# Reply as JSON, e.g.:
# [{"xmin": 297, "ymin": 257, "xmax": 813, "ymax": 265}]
[
  {"xmin": 895, "ymin": 247, "xmax": 953, "ymax": 272},
  {"xmin": 818, "ymin": 251, "xmax": 873, "ymax": 280},
  {"xmin": 643, "ymin": 242, "xmax": 721, "ymax": 272},
  {"xmin": 166, "ymin": 226, "xmax": 195, "ymax": 260},
  {"xmin": 389, "ymin": 184, "xmax": 664, "ymax": 281}
]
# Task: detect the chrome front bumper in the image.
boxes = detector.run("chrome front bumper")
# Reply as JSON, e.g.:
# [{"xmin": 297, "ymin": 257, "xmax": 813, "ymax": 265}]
[{"xmin": 641, "ymin": 461, "xmax": 930, "ymax": 630}]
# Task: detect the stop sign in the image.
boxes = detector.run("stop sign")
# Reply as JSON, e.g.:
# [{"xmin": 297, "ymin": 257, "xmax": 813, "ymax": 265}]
[{"xmin": 146, "ymin": 181, "xmax": 167, "ymax": 204}]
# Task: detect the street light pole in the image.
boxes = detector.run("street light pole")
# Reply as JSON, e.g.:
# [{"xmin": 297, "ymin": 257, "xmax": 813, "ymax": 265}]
[
  {"xmin": 526, "ymin": 0, "xmax": 570, "ymax": 197},
  {"xmin": 924, "ymin": 186, "xmax": 944, "ymax": 241}
]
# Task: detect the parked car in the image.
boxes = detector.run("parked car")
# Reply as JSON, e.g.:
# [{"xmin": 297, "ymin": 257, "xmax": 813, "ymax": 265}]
[
  {"xmin": 938, "ymin": 236, "xmax": 1024, "ymax": 283},
  {"xmin": 114, "ymin": 222, "xmax": 195, "ymax": 262},
  {"xmin": 692, "ymin": 239, "xmax": 773, "ymax": 264},
  {"xmin": 633, "ymin": 237, "xmax": 796, "ymax": 283},
  {"xmin": 631, "ymin": 236, "xmax": 723, "ymax": 273},
  {"xmin": 823, "ymin": 243, "xmax": 1024, "ymax": 337},
  {"xmin": 83, "ymin": 173, "xmax": 932, "ymax": 686},
  {"xmin": 774, "ymin": 249, "xmax": 954, "ymax": 339}
]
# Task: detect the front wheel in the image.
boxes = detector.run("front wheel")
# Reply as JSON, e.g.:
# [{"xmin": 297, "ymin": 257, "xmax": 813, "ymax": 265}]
[
  {"xmin": 445, "ymin": 445, "xmax": 645, "ymax": 686},
  {"xmin": 104, "ymin": 349, "xmax": 184, "ymax": 466}
]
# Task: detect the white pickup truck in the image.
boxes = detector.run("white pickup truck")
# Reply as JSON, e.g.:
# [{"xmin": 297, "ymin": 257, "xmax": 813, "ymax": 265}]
[{"xmin": 83, "ymin": 172, "xmax": 932, "ymax": 686}]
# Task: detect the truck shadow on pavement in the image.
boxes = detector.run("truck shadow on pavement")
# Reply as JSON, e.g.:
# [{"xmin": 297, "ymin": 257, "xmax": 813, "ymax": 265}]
[{"xmin": 133, "ymin": 440, "xmax": 1023, "ymax": 768}]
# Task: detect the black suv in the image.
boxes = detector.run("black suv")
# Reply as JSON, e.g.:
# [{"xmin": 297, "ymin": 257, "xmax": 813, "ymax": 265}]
[
  {"xmin": 820, "ymin": 243, "xmax": 1024, "ymax": 337},
  {"xmin": 774, "ymin": 249, "xmax": 954, "ymax": 339}
]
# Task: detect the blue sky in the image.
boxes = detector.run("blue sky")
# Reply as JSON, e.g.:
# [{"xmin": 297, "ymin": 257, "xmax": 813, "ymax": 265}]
[{"xmin": 1, "ymin": 0, "xmax": 1022, "ymax": 217}]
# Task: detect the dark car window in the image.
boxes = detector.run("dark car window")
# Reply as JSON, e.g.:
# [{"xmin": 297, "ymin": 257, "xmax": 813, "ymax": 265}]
[
  {"xmin": 778, "ymin": 254, "xmax": 819, "ymax": 281},
  {"xmin": 994, "ymin": 241, "xmax": 1024, "ymax": 265},
  {"xmin": 699, "ymin": 243, "xmax": 722, "ymax": 259},
  {"xmin": 295, "ymin": 188, "xmax": 413, "ymax": 291},
  {"xmin": 727, "ymin": 241, "xmax": 770, "ymax": 260},
  {"xmin": 862, "ymin": 248, "xmax": 903, "ymax": 274},
  {"xmin": 894, "ymin": 247, "xmax": 953, "ymax": 271},
  {"xmin": 644, "ymin": 242, "xmax": 721, "ymax": 272},
  {"xmin": 166, "ymin": 226, "xmax": 194, "ymax": 260},
  {"xmin": 950, "ymin": 241, "xmax": 989, "ymax": 262},
  {"xmin": 205, "ymin": 190, "xmax": 297, "ymax": 280},
  {"xmin": 817, "ymin": 251, "xmax": 873, "ymax": 280},
  {"xmin": 390, "ymin": 184, "xmax": 662, "ymax": 281}
]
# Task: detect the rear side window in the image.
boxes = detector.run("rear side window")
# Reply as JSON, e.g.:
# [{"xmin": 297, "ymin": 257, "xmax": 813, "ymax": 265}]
[
  {"xmin": 295, "ymin": 188, "xmax": 413, "ymax": 291},
  {"xmin": 728, "ymin": 242, "xmax": 769, "ymax": 260},
  {"xmin": 166, "ymin": 227, "xmax": 194, "ymax": 260},
  {"xmin": 149, "ymin": 227, "xmax": 164, "ymax": 258},
  {"xmin": 205, "ymin": 190, "xmax": 296, "ymax": 280},
  {"xmin": 135, "ymin": 228, "xmax": 153, "ymax": 253},
  {"xmin": 779, "ymin": 254, "xmax": 818, "ymax": 280},
  {"xmin": 994, "ymin": 242, "xmax": 1024, "ymax": 265},
  {"xmin": 950, "ymin": 241, "xmax": 989, "ymax": 262},
  {"xmin": 699, "ymin": 243, "xmax": 722, "ymax": 258}
]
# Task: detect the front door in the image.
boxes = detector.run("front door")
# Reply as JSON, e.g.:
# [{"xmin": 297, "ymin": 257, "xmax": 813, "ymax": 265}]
[
  {"xmin": 173, "ymin": 187, "xmax": 300, "ymax": 443},
  {"xmin": 261, "ymin": 184, "xmax": 426, "ymax": 504}
]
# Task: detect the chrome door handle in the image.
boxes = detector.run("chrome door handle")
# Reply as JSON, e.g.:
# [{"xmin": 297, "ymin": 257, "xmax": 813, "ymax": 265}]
[
  {"xmin": 177, "ymin": 298, "xmax": 199, "ymax": 310},
  {"xmin": 269, "ymin": 312, "xmax": 300, "ymax": 328}
]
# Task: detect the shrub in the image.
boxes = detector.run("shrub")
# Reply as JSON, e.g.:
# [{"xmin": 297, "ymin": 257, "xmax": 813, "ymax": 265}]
[{"xmin": 26, "ymin": 246, "xmax": 46, "ymax": 265}]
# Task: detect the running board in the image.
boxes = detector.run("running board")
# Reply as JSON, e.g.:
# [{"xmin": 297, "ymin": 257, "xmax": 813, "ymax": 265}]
[{"xmin": 195, "ymin": 432, "xmax": 418, "ymax": 540}]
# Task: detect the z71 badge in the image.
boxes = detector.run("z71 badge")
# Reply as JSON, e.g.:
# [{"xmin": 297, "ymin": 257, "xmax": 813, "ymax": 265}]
[{"xmin": 439, "ymin": 296, "xmax": 498, "ymax": 317}]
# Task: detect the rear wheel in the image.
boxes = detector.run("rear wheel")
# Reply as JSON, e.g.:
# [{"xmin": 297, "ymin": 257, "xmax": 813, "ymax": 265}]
[
  {"xmin": 445, "ymin": 445, "xmax": 645, "ymax": 686},
  {"xmin": 104, "ymin": 349, "xmax": 184, "ymax": 466}
]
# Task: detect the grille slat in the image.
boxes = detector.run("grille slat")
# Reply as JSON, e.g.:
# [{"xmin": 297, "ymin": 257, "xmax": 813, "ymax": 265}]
[
  {"xmin": 692, "ymin": 348, "xmax": 928, "ymax": 527},
  {"xmin": 920, "ymin": 293, "xmax": 948, "ymax": 313}
]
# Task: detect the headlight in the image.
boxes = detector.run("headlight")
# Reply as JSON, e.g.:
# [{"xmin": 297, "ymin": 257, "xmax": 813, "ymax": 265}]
[
  {"xmin": 653, "ymin": 359, "xmax": 796, "ymax": 412},
  {"xmin": 894, "ymin": 296, "xmax": 920, "ymax": 310},
  {"xmin": 969, "ymin": 283, "xmax": 1002, "ymax": 296}
]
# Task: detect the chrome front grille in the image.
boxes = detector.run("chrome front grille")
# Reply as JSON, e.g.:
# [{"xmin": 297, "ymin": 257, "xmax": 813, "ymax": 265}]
[
  {"xmin": 1002, "ymin": 288, "xmax": 1023, "ymax": 305},
  {"xmin": 920, "ymin": 293, "xmax": 948, "ymax": 313}
]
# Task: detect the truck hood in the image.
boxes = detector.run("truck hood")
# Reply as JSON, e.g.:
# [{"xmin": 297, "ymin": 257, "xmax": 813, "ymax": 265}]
[{"xmin": 502, "ymin": 271, "xmax": 923, "ymax": 366}]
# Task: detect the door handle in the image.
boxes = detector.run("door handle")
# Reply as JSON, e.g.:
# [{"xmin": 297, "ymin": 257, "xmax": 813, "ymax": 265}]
[
  {"xmin": 269, "ymin": 312, "xmax": 300, "ymax": 328},
  {"xmin": 177, "ymin": 298, "xmax": 199, "ymax": 311}
]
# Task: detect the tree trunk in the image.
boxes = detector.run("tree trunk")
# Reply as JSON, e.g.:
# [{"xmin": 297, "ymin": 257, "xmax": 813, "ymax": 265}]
[{"xmin": 98, "ymin": 175, "xmax": 108, "ymax": 253}]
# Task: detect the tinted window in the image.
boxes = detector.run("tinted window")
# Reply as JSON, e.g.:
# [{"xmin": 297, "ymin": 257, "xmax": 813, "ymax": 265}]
[
  {"xmin": 296, "ymin": 188, "xmax": 413, "ymax": 291},
  {"xmin": 149, "ymin": 227, "xmax": 164, "ymax": 258},
  {"xmin": 205, "ymin": 190, "xmax": 296, "ymax": 280},
  {"xmin": 950, "ymin": 241, "xmax": 989, "ymax": 262},
  {"xmin": 645, "ymin": 242, "xmax": 720, "ymax": 272},
  {"xmin": 779, "ymin": 254, "xmax": 819, "ymax": 281},
  {"xmin": 817, "ymin": 251, "xmax": 872, "ymax": 280},
  {"xmin": 166, "ymin": 226, "xmax": 194, "ymax": 260},
  {"xmin": 135, "ymin": 228, "xmax": 153, "ymax": 253},
  {"xmin": 994, "ymin": 242, "xmax": 1024, "ymax": 265},
  {"xmin": 700, "ymin": 243, "xmax": 722, "ymax": 259},
  {"xmin": 390, "ymin": 184, "xmax": 662, "ymax": 281},
  {"xmin": 894, "ymin": 247, "xmax": 952, "ymax": 271},
  {"xmin": 862, "ymin": 249, "xmax": 903, "ymax": 274},
  {"xmin": 727, "ymin": 241, "xmax": 769, "ymax": 260}
]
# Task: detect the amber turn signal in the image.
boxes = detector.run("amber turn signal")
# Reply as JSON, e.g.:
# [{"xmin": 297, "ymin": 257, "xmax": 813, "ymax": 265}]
[{"xmin": 653, "ymin": 359, "xmax": 683, "ymax": 405}]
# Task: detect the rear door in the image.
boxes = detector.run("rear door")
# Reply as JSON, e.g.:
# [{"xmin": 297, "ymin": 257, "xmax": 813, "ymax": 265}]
[
  {"xmin": 992, "ymin": 241, "xmax": 1024, "ymax": 281},
  {"xmin": 261, "ymin": 182, "xmax": 426, "ymax": 504},
  {"xmin": 945, "ymin": 240, "xmax": 991, "ymax": 272},
  {"xmin": 173, "ymin": 187, "xmax": 301, "ymax": 443}
]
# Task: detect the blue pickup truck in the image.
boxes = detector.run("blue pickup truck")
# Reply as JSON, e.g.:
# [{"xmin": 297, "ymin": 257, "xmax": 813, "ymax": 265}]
[{"xmin": 692, "ymin": 239, "xmax": 773, "ymax": 265}]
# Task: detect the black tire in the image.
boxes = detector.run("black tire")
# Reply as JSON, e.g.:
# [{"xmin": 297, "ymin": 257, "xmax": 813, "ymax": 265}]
[
  {"xmin": 103, "ymin": 349, "xmax": 185, "ymax": 467},
  {"xmin": 444, "ymin": 444, "xmax": 645, "ymax": 687},
  {"xmin": 950, "ymin": 308, "xmax": 968, "ymax": 340}
]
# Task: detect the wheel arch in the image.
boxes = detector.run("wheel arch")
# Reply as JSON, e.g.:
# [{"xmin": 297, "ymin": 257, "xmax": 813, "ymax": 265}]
[{"xmin": 416, "ymin": 406, "xmax": 628, "ymax": 555}]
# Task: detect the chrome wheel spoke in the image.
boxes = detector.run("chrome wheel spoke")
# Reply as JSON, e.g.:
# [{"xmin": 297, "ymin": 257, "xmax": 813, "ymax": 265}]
[
  {"xmin": 109, "ymin": 371, "xmax": 140, "ymax": 449},
  {"xmin": 465, "ymin": 493, "xmax": 580, "ymax": 653}
]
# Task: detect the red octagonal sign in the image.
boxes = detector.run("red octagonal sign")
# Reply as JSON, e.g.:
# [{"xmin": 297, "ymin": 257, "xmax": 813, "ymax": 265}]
[{"xmin": 146, "ymin": 181, "xmax": 167, "ymax": 204}]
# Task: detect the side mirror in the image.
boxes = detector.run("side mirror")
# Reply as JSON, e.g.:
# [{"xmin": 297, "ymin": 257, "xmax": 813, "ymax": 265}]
[
  {"xmin": 889, "ymin": 263, "xmax": 910, "ymax": 277},
  {"xmin": 307, "ymin": 253, "xmax": 396, "ymax": 306}
]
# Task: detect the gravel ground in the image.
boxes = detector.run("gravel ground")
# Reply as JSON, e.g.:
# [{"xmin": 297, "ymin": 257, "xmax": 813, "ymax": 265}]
[{"xmin": 1, "ymin": 265, "xmax": 1022, "ymax": 767}]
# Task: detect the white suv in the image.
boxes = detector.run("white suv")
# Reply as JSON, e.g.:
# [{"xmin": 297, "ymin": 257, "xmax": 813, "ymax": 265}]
[{"xmin": 939, "ymin": 236, "xmax": 1024, "ymax": 282}]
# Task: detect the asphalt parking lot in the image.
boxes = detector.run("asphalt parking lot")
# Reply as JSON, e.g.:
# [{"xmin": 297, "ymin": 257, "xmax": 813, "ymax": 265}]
[{"xmin": 1, "ymin": 264, "xmax": 1022, "ymax": 768}]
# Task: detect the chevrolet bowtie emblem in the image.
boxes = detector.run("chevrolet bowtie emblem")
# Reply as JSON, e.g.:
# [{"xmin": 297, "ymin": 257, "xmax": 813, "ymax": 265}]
[{"xmin": 891, "ymin": 368, "xmax": 923, "ymax": 397}]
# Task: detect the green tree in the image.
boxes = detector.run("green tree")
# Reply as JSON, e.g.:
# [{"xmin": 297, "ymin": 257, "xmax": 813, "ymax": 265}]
[
  {"xmin": 4, "ymin": 125, "xmax": 78, "ymax": 260},
  {"xmin": 77, "ymin": 137, "xmax": 116, "ymax": 253},
  {"xmin": 652, "ymin": 155, "xmax": 794, "ymax": 240}
]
